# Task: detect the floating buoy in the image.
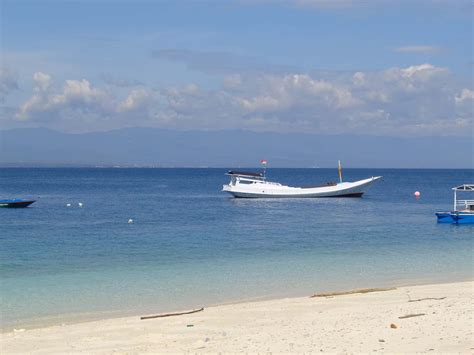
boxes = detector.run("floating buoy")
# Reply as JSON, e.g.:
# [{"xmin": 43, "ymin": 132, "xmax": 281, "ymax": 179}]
[
  {"xmin": 78, "ymin": 202, "xmax": 83, "ymax": 207},
  {"xmin": 66, "ymin": 203, "xmax": 71, "ymax": 207},
  {"xmin": 414, "ymin": 191, "xmax": 421, "ymax": 198},
  {"xmin": 128, "ymin": 218, "xmax": 134, "ymax": 224}
]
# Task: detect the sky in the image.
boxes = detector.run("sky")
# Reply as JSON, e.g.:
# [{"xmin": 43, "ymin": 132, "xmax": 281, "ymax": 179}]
[{"xmin": 1, "ymin": 0, "xmax": 473, "ymax": 137}]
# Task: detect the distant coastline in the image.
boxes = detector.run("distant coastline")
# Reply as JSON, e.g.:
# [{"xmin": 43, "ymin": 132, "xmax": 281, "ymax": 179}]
[
  {"xmin": 1, "ymin": 127, "xmax": 472, "ymax": 169},
  {"xmin": 1, "ymin": 165, "xmax": 473, "ymax": 169}
]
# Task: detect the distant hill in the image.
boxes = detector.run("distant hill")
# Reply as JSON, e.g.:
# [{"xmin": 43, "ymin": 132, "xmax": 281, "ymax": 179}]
[{"xmin": 0, "ymin": 127, "xmax": 472, "ymax": 168}]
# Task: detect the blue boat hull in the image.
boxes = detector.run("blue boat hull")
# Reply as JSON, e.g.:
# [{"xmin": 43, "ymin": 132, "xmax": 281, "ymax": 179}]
[
  {"xmin": 452, "ymin": 212, "xmax": 474, "ymax": 224},
  {"xmin": 0, "ymin": 199, "xmax": 36, "ymax": 208},
  {"xmin": 436, "ymin": 211, "xmax": 474, "ymax": 224},
  {"xmin": 435, "ymin": 212, "xmax": 453, "ymax": 223}
]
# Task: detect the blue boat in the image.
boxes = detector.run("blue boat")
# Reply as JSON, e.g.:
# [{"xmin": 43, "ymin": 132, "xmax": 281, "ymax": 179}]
[
  {"xmin": 0, "ymin": 199, "xmax": 36, "ymax": 208},
  {"xmin": 436, "ymin": 184, "xmax": 474, "ymax": 224}
]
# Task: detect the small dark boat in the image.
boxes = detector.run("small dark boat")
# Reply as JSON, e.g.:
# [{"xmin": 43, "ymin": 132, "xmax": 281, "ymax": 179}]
[{"xmin": 0, "ymin": 199, "xmax": 36, "ymax": 208}]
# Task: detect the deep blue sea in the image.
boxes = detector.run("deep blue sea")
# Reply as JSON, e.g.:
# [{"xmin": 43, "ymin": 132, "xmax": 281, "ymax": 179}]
[{"xmin": 1, "ymin": 168, "xmax": 473, "ymax": 330}]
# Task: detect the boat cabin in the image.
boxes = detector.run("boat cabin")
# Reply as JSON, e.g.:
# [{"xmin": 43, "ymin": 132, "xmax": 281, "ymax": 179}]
[
  {"xmin": 226, "ymin": 171, "xmax": 266, "ymax": 186},
  {"xmin": 453, "ymin": 184, "xmax": 474, "ymax": 212}
]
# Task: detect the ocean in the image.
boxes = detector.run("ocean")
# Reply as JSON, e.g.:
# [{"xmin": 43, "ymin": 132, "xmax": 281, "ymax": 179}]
[{"xmin": 1, "ymin": 168, "xmax": 472, "ymax": 330}]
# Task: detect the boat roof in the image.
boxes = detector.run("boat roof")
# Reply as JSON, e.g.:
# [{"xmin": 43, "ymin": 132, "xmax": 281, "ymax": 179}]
[
  {"xmin": 452, "ymin": 184, "xmax": 474, "ymax": 191},
  {"xmin": 226, "ymin": 170, "xmax": 264, "ymax": 178}
]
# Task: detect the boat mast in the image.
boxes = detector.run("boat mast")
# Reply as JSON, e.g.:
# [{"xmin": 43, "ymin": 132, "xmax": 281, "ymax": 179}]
[
  {"xmin": 454, "ymin": 188, "xmax": 457, "ymax": 211},
  {"xmin": 338, "ymin": 160, "xmax": 343, "ymax": 183},
  {"xmin": 261, "ymin": 159, "xmax": 267, "ymax": 180}
]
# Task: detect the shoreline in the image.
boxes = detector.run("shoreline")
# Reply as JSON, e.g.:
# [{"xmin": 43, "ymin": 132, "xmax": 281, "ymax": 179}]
[
  {"xmin": 2, "ymin": 276, "xmax": 471, "ymax": 333},
  {"xmin": 2, "ymin": 280, "xmax": 472, "ymax": 353}
]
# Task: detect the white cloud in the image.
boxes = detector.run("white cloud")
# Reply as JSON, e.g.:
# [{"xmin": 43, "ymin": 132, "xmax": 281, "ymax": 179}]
[
  {"xmin": 153, "ymin": 63, "xmax": 470, "ymax": 135},
  {"xmin": 394, "ymin": 45, "xmax": 441, "ymax": 54},
  {"xmin": 352, "ymin": 72, "xmax": 365, "ymax": 86},
  {"xmin": 33, "ymin": 72, "xmax": 52, "ymax": 92},
  {"xmin": 17, "ymin": 74, "xmax": 111, "ymax": 121},
  {"xmin": 399, "ymin": 63, "xmax": 447, "ymax": 78},
  {"xmin": 118, "ymin": 89, "xmax": 153, "ymax": 112},
  {"xmin": 10, "ymin": 65, "xmax": 473, "ymax": 136},
  {"xmin": 235, "ymin": 74, "xmax": 359, "ymax": 113},
  {"xmin": 455, "ymin": 88, "xmax": 474, "ymax": 103},
  {"xmin": 0, "ymin": 67, "xmax": 19, "ymax": 101},
  {"xmin": 51, "ymin": 79, "xmax": 106, "ymax": 106},
  {"xmin": 454, "ymin": 89, "xmax": 474, "ymax": 130}
]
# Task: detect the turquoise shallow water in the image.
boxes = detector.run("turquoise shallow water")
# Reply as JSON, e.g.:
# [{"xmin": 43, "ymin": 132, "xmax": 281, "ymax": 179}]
[{"xmin": 0, "ymin": 168, "xmax": 473, "ymax": 329}]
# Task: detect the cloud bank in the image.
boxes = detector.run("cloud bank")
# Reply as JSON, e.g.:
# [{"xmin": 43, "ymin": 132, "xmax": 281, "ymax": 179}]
[
  {"xmin": 8, "ymin": 63, "xmax": 474, "ymax": 136},
  {"xmin": 394, "ymin": 46, "xmax": 441, "ymax": 54}
]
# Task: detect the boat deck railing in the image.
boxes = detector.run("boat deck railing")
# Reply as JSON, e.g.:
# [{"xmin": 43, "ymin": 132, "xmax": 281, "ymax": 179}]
[{"xmin": 456, "ymin": 199, "xmax": 474, "ymax": 211}]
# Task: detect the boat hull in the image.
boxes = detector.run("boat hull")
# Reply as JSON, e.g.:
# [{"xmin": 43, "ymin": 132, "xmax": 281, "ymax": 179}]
[
  {"xmin": 435, "ymin": 212, "xmax": 453, "ymax": 223},
  {"xmin": 436, "ymin": 211, "xmax": 474, "ymax": 224},
  {"xmin": 0, "ymin": 199, "xmax": 36, "ymax": 208},
  {"xmin": 223, "ymin": 176, "xmax": 381, "ymax": 198},
  {"xmin": 230, "ymin": 191, "xmax": 365, "ymax": 198}
]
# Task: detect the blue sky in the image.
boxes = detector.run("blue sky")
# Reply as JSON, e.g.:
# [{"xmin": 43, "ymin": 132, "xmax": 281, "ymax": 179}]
[{"xmin": 1, "ymin": 0, "xmax": 473, "ymax": 136}]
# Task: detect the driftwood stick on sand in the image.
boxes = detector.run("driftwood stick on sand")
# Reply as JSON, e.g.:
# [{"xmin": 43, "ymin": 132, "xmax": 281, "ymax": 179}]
[
  {"xmin": 311, "ymin": 287, "xmax": 396, "ymax": 298},
  {"xmin": 408, "ymin": 297, "xmax": 446, "ymax": 303},
  {"xmin": 398, "ymin": 313, "xmax": 426, "ymax": 319},
  {"xmin": 141, "ymin": 308, "xmax": 204, "ymax": 320}
]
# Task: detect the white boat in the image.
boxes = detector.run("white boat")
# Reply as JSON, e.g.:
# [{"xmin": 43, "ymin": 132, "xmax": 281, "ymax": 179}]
[{"xmin": 222, "ymin": 163, "xmax": 381, "ymax": 198}]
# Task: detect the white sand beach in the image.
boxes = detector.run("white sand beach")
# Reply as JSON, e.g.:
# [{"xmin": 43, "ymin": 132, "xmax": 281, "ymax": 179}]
[{"xmin": 1, "ymin": 281, "xmax": 472, "ymax": 354}]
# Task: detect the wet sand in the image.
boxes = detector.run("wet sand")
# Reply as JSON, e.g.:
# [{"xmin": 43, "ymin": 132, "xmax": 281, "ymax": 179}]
[{"xmin": 1, "ymin": 281, "xmax": 472, "ymax": 353}]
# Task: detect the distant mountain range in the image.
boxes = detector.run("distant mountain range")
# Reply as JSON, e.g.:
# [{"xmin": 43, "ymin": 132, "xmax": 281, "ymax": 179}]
[{"xmin": 0, "ymin": 127, "xmax": 472, "ymax": 168}]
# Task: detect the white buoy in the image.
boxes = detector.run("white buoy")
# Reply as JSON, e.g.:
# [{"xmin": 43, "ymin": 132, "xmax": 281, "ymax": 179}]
[
  {"xmin": 414, "ymin": 191, "xmax": 421, "ymax": 198},
  {"xmin": 78, "ymin": 202, "xmax": 83, "ymax": 207},
  {"xmin": 128, "ymin": 218, "xmax": 134, "ymax": 224},
  {"xmin": 66, "ymin": 203, "xmax": 71, "ymax": 207}
]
